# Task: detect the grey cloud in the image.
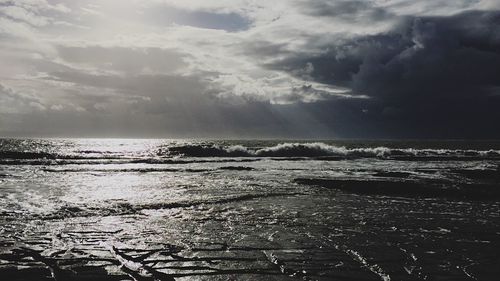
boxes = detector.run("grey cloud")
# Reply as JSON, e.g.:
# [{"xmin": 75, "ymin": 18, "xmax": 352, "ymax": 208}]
[
  {"xmin": 0, "ymin": 5, "xmax": 49, "ymax": 26},
  {"xmin": 18, "ymin": 67, "xmax": 336, "ymax": 138},
  {"xmin": 56, "ymin": 46, "xmax": 188, "ymax": 75},
  {"xmin": 381, "ymin": 0, "xmax": 481, "ymax": 15},
  {"xmin": 239, "ymin": 40, "xmax": 292, "ymax": 61},
  {"xmin": 301, "ymin": 0, "xmax": 394, "ymax": 23},
  {"xmin": 1, "ymin": 73, "xmax": 326, "ymax": 138},
  {"xmin": 47, "ymin": 71, "xmax": 206, "ymax": 101},
  {"xmin": 144, "ymin": 5, "xmax": 251, "ymax": 32},
  {"xmin": 0, "ymin": 84, "xmax": 46, "ymax": 113},
  {"xmin": 0, "ymin": 0, "xmax": 71, "ymax": 27}
]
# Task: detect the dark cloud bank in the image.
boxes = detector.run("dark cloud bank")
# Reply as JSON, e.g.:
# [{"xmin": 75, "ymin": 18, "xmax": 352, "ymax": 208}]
[{"xmin": 266, "ymin": 9, "xmax": 500, "ymax": 139}]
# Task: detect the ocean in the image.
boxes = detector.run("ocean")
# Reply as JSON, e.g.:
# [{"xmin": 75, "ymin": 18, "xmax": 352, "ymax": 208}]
[{"xmin": 1, "ymin": 138, "xmax": 499, "ymax": 280}]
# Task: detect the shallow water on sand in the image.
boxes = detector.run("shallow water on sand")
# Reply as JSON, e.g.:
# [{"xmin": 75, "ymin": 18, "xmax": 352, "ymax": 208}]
[{"xmin": 1, "ymin": 139, "xmax": 500, "ymax": 280}]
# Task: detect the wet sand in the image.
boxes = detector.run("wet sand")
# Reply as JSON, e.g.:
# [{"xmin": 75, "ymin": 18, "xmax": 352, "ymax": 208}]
[{"xmin": 2, "ymin": 177, "xmax": 500, "ymax": 280}]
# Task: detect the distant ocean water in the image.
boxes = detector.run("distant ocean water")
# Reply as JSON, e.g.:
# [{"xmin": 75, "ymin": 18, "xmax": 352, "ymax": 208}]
[{"xmin": 1, "ymin": 138, "xmax": 500, "ymax": 280}]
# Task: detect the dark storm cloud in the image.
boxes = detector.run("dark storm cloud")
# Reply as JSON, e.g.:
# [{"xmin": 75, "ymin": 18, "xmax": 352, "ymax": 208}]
[
  {"xmin": 266, "ymin": 10, "xmax": 500, "ymax": 138},
  {"xmin": 352, "ymin": 11, "xmax": 500, "ymax": 100}
]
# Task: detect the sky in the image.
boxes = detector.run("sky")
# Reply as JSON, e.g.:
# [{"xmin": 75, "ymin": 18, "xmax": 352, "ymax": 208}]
[{"xmin": 0, "ymin": 0, "xmax": 500, "ymax": 139}]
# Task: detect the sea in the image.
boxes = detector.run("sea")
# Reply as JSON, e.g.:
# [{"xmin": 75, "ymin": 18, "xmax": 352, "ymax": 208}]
[{"xmin": 1, "ymin": 138, "xmax": 499, "ymax": 280}]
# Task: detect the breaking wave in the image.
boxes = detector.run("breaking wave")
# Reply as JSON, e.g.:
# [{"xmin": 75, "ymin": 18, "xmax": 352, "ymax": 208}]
[
  {"xmin": 163, "ymin": 142, "xmax": 500, "ymax": 159},
  {"xmin": 2, "ymin": 142, "xmax": 500, "ymax": 163}
]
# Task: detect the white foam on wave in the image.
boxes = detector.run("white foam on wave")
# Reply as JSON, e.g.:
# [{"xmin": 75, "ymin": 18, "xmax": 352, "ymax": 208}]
[{"xmin": 166, "ymin": 142, "xmax": 500, "ymax": 158}]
